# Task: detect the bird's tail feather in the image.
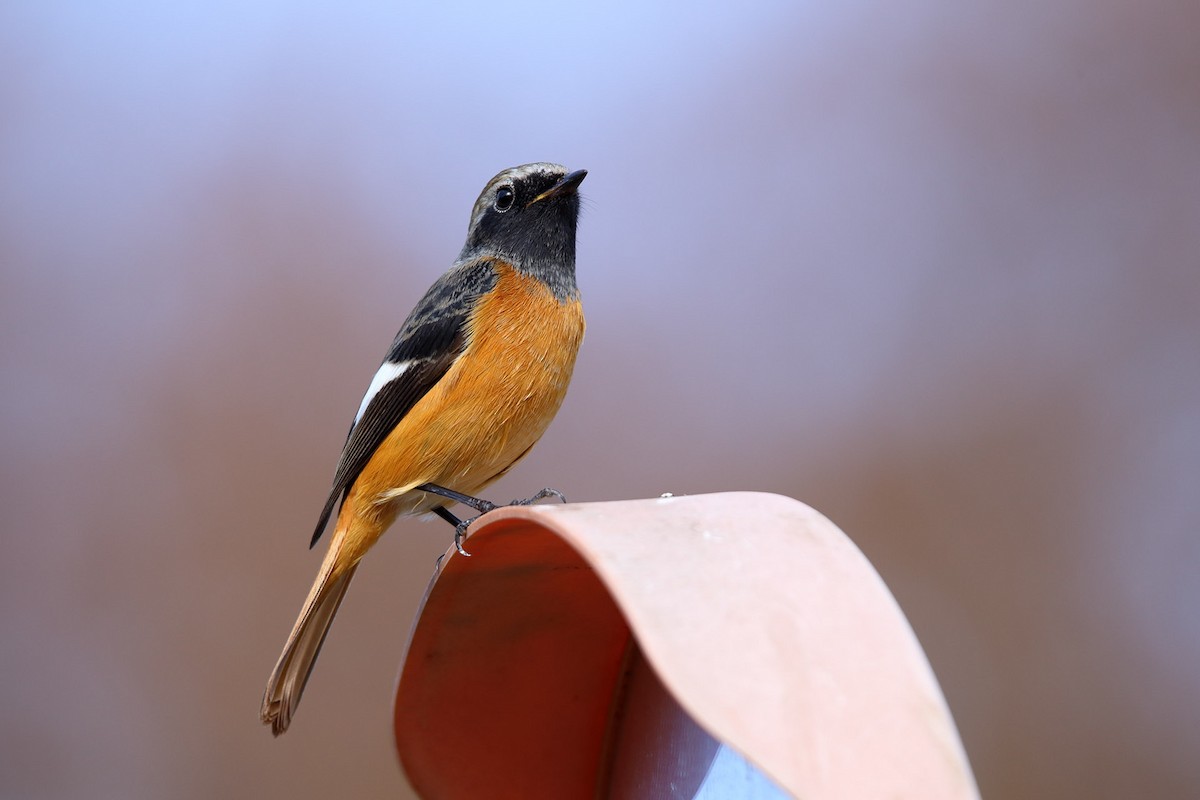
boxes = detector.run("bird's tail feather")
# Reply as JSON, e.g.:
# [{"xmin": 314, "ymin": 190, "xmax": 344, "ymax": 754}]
[{"xmin": 260, "ymin": 553, "xmax": 360, "ymax": 736}]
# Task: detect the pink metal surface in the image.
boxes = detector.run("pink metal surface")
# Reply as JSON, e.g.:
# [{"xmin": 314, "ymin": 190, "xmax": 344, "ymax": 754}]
[{"xmin": 394, "ymin": 492, "xmax": 979, "ymax": 799}]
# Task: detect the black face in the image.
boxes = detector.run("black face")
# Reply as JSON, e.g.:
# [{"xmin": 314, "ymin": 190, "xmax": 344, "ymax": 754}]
[{"xmin": 461, "ymin": 166, "xmax": 586, "ymax": 275}]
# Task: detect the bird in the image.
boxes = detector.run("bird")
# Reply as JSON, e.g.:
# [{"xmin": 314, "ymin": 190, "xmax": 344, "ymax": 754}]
[{"xmin": 261, "ymin": 163, "xmax": 587, "ymax": 736}]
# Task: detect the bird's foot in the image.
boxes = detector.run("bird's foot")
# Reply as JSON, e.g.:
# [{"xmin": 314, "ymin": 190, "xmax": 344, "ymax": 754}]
[
  {"xmin": 453, "ymin": 518, "xmax": 474, "ymax": 557},
  {"xmin": 507, "ymin": 487, "xmax": 567, "ymax": 506},
  {"xmin": 421, "ymin": 483, "xmax": 568, "ymax": 558}
]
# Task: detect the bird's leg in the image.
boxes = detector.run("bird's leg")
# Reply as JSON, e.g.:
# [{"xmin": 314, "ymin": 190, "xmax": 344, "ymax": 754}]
[
  {"xmin": 430, "ymin": 504, "xmax": 474, "ymax": 557},
  {"xmin": 432, "ymin": 505, "xmax": 463, "ymax": 526},
  {"xmin": 417, "ymin": 483, "xmax": 498, "ymax": 515}
]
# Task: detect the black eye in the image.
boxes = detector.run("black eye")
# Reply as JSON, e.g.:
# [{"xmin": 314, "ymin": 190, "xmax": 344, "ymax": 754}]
[{"xmin": 494, "ymin": 185, "xmax": 515, "ymax": 212}]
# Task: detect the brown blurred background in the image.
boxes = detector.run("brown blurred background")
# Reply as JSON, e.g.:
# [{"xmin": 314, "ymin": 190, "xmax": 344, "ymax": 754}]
[{"xmin": 2, "ymin": 2, "xmax": 1198, "ymax": 798}]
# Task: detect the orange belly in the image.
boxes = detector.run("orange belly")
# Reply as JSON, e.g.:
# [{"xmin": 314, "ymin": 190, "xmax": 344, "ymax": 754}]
[{"xmin": 340, "ymin": 261, "xmax": 585, "ymax": 554}]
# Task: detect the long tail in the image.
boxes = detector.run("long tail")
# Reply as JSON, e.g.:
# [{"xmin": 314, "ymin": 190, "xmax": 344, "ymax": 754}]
[{"xmin": 261, "ymin": 552, "xmax": 360, "ymax": 736}]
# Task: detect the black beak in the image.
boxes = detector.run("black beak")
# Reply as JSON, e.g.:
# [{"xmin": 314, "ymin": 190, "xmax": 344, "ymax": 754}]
[{"xmin": 530, "ymin": 169, "xmax": 587, "ymax": 204}]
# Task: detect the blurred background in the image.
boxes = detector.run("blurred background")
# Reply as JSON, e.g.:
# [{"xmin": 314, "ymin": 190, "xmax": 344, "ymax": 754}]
[{"xmin": 2, "ymin": 1, "xmax": 1197, "ymax": 798}]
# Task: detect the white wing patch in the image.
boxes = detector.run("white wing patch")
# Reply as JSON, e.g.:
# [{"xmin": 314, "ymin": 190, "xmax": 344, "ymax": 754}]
[{"xmin": 354, "ymin": 360, "xmax": 411, "ymax": 424}]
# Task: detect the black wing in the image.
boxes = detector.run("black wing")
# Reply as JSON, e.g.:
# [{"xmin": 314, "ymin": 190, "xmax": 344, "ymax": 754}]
[{"xmin": 309, "ymin": 257, "xmax": 499, "ymax": 547}]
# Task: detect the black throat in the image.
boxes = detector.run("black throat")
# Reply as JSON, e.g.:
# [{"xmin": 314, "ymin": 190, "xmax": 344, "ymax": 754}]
[{"xmin": 460, "ymin": 193, "xmax": 580, "ymax": 302}]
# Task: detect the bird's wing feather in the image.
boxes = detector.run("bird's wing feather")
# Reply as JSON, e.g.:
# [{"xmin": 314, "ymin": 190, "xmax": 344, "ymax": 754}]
[{"xmin": 309, "ymin": 257, "xmax": 500, "ymax": 547}]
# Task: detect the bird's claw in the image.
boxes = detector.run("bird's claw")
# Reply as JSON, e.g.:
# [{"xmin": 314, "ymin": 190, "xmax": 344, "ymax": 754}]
[
  {"xmin": 454, "ymin": 520, "xmax": 473, "ymax": 557},
  {"xmin": 509, "ymin": 487, "xmax": 567, "ymax": 506}
]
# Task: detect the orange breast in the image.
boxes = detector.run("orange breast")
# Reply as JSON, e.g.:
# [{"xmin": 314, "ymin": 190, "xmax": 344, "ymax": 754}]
[{"xmin": 345, "ymin": 262, "xmax": 585, "ymax": 541}]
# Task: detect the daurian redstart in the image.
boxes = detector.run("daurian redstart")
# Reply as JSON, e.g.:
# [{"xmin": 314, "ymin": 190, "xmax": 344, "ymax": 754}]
[{"xmin": 262, "ymin": 163, "xmax": 586, "ymax": 735}]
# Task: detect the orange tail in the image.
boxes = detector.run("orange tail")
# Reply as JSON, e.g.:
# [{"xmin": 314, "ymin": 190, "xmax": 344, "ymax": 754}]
[{"xmin": 260, "ymin": 551, "xmax": 360, "ymax": 736}]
